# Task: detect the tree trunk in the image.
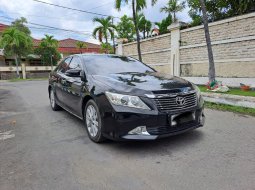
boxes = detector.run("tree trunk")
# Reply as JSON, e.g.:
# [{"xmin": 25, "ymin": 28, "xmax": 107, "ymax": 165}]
[
  {"xmin": 112, "ymin": 18, "xmax": 116, "ymax": 54},
  {"xmin": 132, "ymin": 0, "xmax": 142, "ymax": 62},
  {"xmin": 105, "ymin": 37, "xmax": 109, "ymax": 54},
  {"xmin": 200, "ymin": 0, "xmax": 216, "ymax": 82},
  {"xmin": 15, "ymin": 54, "xmax": 20, "ymax": 78}
]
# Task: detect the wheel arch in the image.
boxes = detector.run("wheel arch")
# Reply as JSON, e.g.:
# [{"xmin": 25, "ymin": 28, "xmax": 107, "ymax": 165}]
[{"xmin": 82, "ymin": 95, "xmax": 93, "ymax": 118}]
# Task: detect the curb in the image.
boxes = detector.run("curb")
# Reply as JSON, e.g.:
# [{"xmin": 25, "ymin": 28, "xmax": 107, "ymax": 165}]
[{"xmin": 201, "ymin": 92, "xmax": 255, "ymax": 109}]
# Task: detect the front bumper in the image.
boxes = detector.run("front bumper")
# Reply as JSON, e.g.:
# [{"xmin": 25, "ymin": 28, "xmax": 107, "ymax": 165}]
[{"xmin": 101, "ymin": 107, "xmax": 205, "ymax": 140}]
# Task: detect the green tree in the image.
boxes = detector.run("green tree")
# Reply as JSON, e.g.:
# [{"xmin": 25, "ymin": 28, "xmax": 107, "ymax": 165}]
[
  {"xmin": 100, "ymin": 43, "xmax": 114, "ymax": 54},
  {"xmin": 155, "ymin": 15, "xmax": 172, "ymax": 34},
  {"xmin": 160, "ymin": 0, "xmax": 185, "ymax": 22},
  {"xmin": 137, "ymin": 13, "xmax": 152, "ymax": 38},
  {"xmin": 187, "ymin": 0, "xmax": 227, "ymax": 25},
  {"xmin": 115, "ymin": 0, "xmax": 158, "ymax": 62},
  {"xmin": 11, "ymin": 17, "xmax": 31, "ymax": 35},
  {"xmin": 145, "ymin": 20, "xmax": 152, "ymax": 37},
  {"xmin": 42, "ymin": 34, "xmax": 58, "ymax": 48},
  {"xmin": 0, "ymin": 27, "xmax": 33, "ymax": 77},
  {"xmin": 227, "ymin": 0, "xmax": 255, "ymax": 16},
  {"xmin": 187, "ymin": 0, "xmax": 255, "ymax": 26},
  {"xmin": 34, "ymin": 35, "xmax": 61, "ymax": 69},
  {"xmin": 116, "ymin": 15, "xmax": 135, "ymax": 42},
  {"xmin": 76, "ymin": 41, "xmax": 87, "ymax": 54},
  {"xmin": 93, "ymin": 16, "xmax": 116, "ymax": 44}
]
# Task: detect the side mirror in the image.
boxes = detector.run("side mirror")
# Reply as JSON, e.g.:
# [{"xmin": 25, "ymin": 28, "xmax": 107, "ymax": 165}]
[
  {"xmin": 65, "ymin": 69, "xmax": 81, "ymax": 77},
  {"xmin": 80, "ymin": 71, "xmax": 87, "ymax": 82}
]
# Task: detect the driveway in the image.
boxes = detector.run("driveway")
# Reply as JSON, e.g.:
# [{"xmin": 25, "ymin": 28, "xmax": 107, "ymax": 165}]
[{"xmin": 0, "ymin": 80, "xmax": 254, "ymax": 190}]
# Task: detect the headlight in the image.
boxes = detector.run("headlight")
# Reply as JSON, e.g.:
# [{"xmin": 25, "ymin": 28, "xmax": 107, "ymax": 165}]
[
  {"xmin": 193, "ymin": 85, "xmax": 201, "ymax": 98},
  {"xmin": 105, "ymin": 92, "xmax": 150, "ymax": 110}
]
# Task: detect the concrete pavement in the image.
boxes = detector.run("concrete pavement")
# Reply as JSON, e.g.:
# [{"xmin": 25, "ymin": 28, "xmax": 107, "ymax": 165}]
[{"xmin": 0, "ymin": 81, "xmax": 255, "ymax": 190}]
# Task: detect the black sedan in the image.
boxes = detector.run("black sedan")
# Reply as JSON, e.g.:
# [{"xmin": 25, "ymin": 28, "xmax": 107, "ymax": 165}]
[{"xmin": 48, "ymin": 54, "xmax": 205, "ymax": 143}]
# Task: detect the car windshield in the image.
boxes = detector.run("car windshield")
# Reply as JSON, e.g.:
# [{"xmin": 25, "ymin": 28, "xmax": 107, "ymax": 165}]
[{"xmin": 83, "ymin": 55, "xmax": 155, "ymax": 75}]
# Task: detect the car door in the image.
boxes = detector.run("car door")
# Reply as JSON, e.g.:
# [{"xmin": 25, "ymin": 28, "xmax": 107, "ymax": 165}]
[
  {"xmin": 61, "ymin": 56, "xmax": 84, "ymax": 116},
  {"xmin": 55, "ymin": 57, "xmax": 72, "ymax": 105}
]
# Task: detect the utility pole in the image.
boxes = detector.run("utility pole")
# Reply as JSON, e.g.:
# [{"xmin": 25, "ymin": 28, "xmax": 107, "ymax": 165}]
[{"xmin": 112, "ymin": 18, "xmax": 116, "ymax": 54}]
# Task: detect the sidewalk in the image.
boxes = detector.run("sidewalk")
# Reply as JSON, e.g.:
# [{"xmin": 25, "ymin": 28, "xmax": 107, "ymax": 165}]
[{"xmin": 202, "ymin": 92, "xmax": 255, "ymax": 108}]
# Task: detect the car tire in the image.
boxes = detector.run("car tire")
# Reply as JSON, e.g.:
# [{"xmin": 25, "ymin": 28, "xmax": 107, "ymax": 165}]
[
  {"xmin": 84, "ymin": 100, "xmax": 105, "ymax": 143},
  {"xmin": 50, "ymin": 88, "xmax": 61, "ymax": 111}
]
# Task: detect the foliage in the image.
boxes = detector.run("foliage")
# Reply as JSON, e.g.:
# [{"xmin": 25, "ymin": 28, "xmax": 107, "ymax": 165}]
[
  {"xmin": 116, "ymin": 0, "xmax": 157, "ymax": 11},
  {"xmin": 100, "ymin": 43, "xmax": 114, "ymax": 54},
  {"xmin": 44, "ymin": 35, "xmax": 58, "ymax": 47},
  {"xmin": 0, "ymin": 27, "xmax": 33, "ymax": 59},
  {"xmin": 76, "ymin": 41, "xmax": 87, "ymax": 53},
  {"xmin": 116, "ymin": 15, "xmax": 135, "ymax": 42},
  {"xmin": 137, "ymin": 13, "xmax": 152, "ymax": 38},
  {"xmin": 0, "ymin": 27, "xmax": 33, "ymax": 77},
  {"xmin": 10, "ymin": 17, "xmax": 31, "ymax": 35},
  {"xmin": 160, "ymin": 0, "xmax": 185, "ymax": 21},
  {"xmin": 34, "ymin": 35, "xmax": 61, "ymax": 66},
  {"xmin": 187, "ymin": 0, "xmax": 255, "ymax": 26},
  {"xmin": 93, "ymin": 16, "xmax": 116, "ymax": 44},
  {"xmin": 155, "ymin": 15, "xmax": 172, "ymax": 34},
  {"xmin": 115, "ymin": 0, "xmax": 158, "ymax": 61}
]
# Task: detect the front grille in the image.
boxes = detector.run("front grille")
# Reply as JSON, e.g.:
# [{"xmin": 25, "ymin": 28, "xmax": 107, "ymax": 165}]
[
  {"xmin": 147, "ymin": 121, "xmax": 198, "ymax": 135},
  {"xmin": 153, "ymin": 93, "xmax": 197, "ymax": 112}
]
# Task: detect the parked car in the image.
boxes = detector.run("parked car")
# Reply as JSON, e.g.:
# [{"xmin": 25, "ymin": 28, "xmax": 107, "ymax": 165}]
[{"xmin": 48, "ymin": 54, "xmax": 205, "ymax": 143}]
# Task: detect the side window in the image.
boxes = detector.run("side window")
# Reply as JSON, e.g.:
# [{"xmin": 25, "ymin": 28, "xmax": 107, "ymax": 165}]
[
  {"xmin": 67, "ymin": 56, "xmax": 82, "ymax": 70},
  {"xmin": 58, "ymin": 57, "xmax": 72, "ymax": 73}
]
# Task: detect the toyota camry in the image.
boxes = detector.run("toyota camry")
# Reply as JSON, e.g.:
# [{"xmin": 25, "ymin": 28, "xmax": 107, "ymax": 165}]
[{"xmin": 48, "ymin": 54, "xmax": 205, "ymax": 143}]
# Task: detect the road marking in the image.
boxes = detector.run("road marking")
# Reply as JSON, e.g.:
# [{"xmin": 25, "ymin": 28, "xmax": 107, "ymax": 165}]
[{"xmin": 0, "ymin": 130, "xmax": 15, "ymax": 141}]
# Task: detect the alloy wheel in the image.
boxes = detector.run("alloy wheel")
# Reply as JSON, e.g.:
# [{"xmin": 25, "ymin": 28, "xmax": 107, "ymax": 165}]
[{"xmin": 86, "ymin": 105, "xmax": 99, "ymax": 137}]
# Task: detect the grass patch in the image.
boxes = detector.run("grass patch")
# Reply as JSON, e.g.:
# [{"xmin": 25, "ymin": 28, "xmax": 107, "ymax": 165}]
[
  {"xmin": 8, "ymin": 78, "xmax": 48, "ymax": 82},
  {"xmin": 199, "ymin": 85, "xmax": 255, "ymax": 97},
  {"xmin": 205, "ymin": 102, "xmax": 255, "ymax": 116}
]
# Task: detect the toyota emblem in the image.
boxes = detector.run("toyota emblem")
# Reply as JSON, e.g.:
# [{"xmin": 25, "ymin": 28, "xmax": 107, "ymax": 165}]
[{"xmin": 176, "ymin": 96, "xmax": 186, "ymax": 106}]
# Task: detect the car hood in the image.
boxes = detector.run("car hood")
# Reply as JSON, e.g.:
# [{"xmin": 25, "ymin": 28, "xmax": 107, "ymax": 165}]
[{"xmin": 92, "ymin": 72, "xmax": 193, "ymax": 96}]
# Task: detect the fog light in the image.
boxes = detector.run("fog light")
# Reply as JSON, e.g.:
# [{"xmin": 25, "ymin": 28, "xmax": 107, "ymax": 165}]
[{"xmin": 128, "ymin": 126, "xmax": 149, "ymax": 135}]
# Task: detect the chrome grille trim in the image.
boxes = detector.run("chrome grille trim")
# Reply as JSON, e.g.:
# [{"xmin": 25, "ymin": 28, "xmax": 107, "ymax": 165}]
[{"xmin": 153, "ymin": 92, "xmax": 197, "ymax": 112}]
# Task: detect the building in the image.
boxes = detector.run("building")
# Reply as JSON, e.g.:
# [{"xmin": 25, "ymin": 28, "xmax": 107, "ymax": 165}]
[{"xmin": 0, "ymin": 23, "xmax": 101, "ymax": 66}]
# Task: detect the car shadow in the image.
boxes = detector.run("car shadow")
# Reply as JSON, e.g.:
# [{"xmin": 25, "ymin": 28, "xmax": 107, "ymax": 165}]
[
  {"xmin": 58, "ymin": 108, "xmax": 205, "ymax": 156},
  {"xmin": 101, "ymin": 130, "xmax": 205, "ymax": 157}
]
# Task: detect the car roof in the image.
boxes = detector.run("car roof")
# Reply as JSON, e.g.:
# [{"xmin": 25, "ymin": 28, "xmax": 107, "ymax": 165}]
[{"xmin": 72, "ymin": 54, "xmax": 125, "ymax": 57}]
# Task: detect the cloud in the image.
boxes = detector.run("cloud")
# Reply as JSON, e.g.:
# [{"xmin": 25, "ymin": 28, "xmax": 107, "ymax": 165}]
[{"xmin": 0, "ymin": 0, "xmax": 191, "ymax": 43}]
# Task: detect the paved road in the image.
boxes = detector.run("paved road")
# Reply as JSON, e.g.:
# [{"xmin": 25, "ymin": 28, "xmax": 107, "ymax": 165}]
[{"xmin": 0, "ymin": 81, "xmax": 255, "ymax": 190}]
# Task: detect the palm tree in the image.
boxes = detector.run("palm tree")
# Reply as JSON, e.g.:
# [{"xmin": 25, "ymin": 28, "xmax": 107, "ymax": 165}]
[
  {"xmin": 41, "ymin": 35, "xmax": 58, "ymax": 71},
  {"xmin": 155, "ymin": 15, "xmax": 172, "ymax": 34},
  {"xmin": 137, "ymin": 13, "xmax": 152, "ymax": 38},
  {"xmin": 42, "ymin": 34, "xmax": 58, "ymax": 48},
  {"xmin": 0, "ymin": 27, "xmax": 32, "ymax": 78},
  {"xmin": 160, "ymin": 0, "xmax": 185, "ymax": 22},
  {"xmin": 115, "ymin": 0, "xmax": 158, "ymax": 62},
  {"xmin": 116, "ymin": 15, "xmax": 135, "ymax": 42},
  {"xmin": 92, "ymin": 16, "xmax": 116, "ymax": 44},
  {"xmin": 76, "ymin": 41, "xmax": 87, "ymax": 54},
  {"xmin": 199, "ymin": 0, "xmax": 215, "ymax": 82},
  {"xmin": 145, "ymin": 20, "xmax": 152, "ymax": 37}
]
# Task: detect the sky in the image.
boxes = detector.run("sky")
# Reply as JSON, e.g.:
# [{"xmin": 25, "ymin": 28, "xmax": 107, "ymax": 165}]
[{"xmin": 0, "ymin": 0, "xmax": 191, "ymax": 44}]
